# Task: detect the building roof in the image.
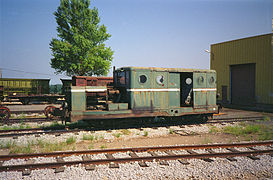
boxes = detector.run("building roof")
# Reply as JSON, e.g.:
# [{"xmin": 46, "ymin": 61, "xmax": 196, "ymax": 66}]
[{"xmin": 211, "ymin": 33, "xmax": 273, "ymax": 46}]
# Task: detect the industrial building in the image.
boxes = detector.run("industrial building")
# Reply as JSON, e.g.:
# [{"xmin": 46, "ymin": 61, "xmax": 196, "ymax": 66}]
[{"xmin": 210, "ymin": 33, "xmax": 273, "ymax": 111}]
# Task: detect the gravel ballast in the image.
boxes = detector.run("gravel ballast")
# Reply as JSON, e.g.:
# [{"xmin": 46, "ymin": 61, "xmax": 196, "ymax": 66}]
[{"xmin": 0, "ymin": 154, "xmax": 272, "ymax": 179}]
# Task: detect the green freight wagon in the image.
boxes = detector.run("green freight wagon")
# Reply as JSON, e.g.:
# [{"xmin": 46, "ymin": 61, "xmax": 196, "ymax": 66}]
[
  {"xmin": 0, "ymin": 78, "xmax": 60, "ymax": 104},
  {"xmin": 0, "ymin": 78, "xmax": 50, "ymax": 96}
]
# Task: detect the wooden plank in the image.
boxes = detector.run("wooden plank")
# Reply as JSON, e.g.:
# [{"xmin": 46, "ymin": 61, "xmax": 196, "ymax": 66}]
[
  {"xmin": 227, "ymin": 148, "xmax": 259, "ymax": 160},
  {"xmin": 187, "ymin": 150, "xmax": 213, "ymax": 162},
  {"xmin": 105, "ymin": 154, "xmax": 119, "ymax": 168},
  {"xmin": 129, "ymin": 152, "xmax": 148, "ymax": 167},
  {"xmin": 207, "ymin": 149, "xmax": 236, "ymax": 162},
  {"xmin": 165, "ymin": 151, "xmax": 189, "ymax": 165}
]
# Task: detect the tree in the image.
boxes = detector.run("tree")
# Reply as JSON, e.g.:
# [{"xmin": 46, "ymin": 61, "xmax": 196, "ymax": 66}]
[{"xmin": 50, "ymin": 0, "xmax": 113, "ymax": 76}]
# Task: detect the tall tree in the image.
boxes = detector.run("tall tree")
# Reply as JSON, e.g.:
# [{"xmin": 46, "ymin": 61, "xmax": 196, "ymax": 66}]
[{"xmin": 50, "ymin": 0, "xmax": 113, "ymax": 76}]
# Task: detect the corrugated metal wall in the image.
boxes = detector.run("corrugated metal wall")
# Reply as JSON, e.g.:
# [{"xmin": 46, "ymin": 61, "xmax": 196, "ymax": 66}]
[{"xmin": 211, "ymin": 33, "xmax": 273, "ymax": 106}]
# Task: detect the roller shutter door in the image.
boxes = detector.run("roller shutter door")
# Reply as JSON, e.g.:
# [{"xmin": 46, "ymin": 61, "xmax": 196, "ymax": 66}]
[{"xmin": 230, "ymin": 63, "xmax": 255, "ymax": 106}]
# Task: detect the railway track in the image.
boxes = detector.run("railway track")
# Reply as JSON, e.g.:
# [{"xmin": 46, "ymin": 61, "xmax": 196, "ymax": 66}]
[
  {"xmin": 208, "ymin": 115, "xmax": 271, "ymax": 123},
  {"xmin": 0, "ymin": 115, "xmax": 270, "ymax": 138},
  {"xmin": 3, "ymin": 117, "xmax": 59, "ymax": 124},
  {"xmin": 0, "ymin": 128, "xmax": 86, "ymax": 138},
  {"xmin": 0, "ymin": 141, "xmax": 272, "ymax": 173}
]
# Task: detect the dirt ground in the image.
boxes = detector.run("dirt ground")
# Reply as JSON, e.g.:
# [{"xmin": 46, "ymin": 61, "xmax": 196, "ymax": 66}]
[{"xmin": 76, "ymin": 133, "xmax": 240, "ymax": 150}]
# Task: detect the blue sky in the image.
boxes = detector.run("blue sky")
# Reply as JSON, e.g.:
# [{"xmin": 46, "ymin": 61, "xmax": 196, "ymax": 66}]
[{"xmin": 0, "ymin": 0, "xmax": 272, "ymax": 84}]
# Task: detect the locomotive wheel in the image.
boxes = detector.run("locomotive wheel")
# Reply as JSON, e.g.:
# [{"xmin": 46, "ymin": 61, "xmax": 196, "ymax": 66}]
[
  {"xmin": 0, "ymin": 106, "xmax": 11, "ymax": 122},
  {"xmin": 44, "ymin": 105, "xmax": 56, "ymax": 119}
]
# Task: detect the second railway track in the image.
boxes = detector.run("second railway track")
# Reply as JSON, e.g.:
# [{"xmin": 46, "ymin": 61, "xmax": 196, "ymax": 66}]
[
  {"xmin": 0, "ymin": 115, "xmax": 271, "ymax": 138},
  {"xmin": 0, "ymin": 141, "xmax": 272, "ymax": 173}
]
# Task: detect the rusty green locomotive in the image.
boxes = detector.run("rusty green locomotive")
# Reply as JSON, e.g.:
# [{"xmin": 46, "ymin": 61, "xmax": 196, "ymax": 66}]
[{"xmin": 62, "ymin": 67, "xmax": 218, "ymax": 123}]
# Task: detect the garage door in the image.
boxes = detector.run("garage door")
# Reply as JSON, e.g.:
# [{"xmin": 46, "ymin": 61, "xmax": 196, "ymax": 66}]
[{"xmin": 230, "ymin": 63, "xmax": 255, "ymax": 106}]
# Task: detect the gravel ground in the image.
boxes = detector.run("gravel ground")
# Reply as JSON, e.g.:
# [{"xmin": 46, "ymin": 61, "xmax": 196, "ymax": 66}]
[
  {"xmin": 0, "ymin": 122, "xmax": 237, "ymax": 147},
  {"xmin": 0, "ymin": 153, "xmax": 272, "ymax": 179},
  {"xmin": 0, "ymin": 108, "xmax": 272, "ymax": 179}
]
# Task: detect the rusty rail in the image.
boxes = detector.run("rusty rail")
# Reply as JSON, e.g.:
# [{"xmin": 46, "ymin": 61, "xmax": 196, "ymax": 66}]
[
  {"xmin": 0, "ymin": 149, "xmax": 272, "ymax": 172},
  {"xmin": 209, "ymin": 116, "xmax": 270, "ymax": 123},
  {"xmin": 0, "ymin": 129, "xmax": 86, "ymax": 138},
  {"xmin": 1, "ymin": 140, "xmax": 272, "ymax": 161}
]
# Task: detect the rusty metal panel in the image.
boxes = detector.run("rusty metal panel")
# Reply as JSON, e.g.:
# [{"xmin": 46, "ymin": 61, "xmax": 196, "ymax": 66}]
[
  {"xmin": 72, "ymin": 76, "xmax": 113, "ymax": 86},
  {"xmin": 206, "ymin": 72, "xmax": 216, "ymax": 88},
  {"xmin": 206, "ymin": 91, "xmax": 216, "ymax": 106},
  {"xmin": 130, "ymin": 69, "xmax": 152, "ymax": 110},
  {"xmin": 152, "ymin": 71, "xmax": 168, "ymax": 109},
  {"xmin": 193, "ymin": 73, "xmax": 206, "ymax": 88},
  {"xmin": 194, "ymin": 91, "xmax": 207, "ymax": 107},
  {"xmin": 206, "ymin": 73, "xmax": 216, "ymax": 106},
  {"xmin": 169, "ymin": 73, "xmax": 180, "ymax": 107},
  {"xmin": 131, "ymin": 69, "xmax": 151, "ymax": 89},
  {"xmin": 193, "ymin": 73, "xmax": 207, "ymax": 107}
]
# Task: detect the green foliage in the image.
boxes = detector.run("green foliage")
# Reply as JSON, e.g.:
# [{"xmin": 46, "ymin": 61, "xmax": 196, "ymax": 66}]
[
  {"xmin": 121, "ymin": 129, "xmax": 131, "ymax": 135},
  {"xmin": 66, "ymin": 136, "xmax": 77, "ymax": 145},
  {"xmin": 0, "ymin": 141, "xmax": 16, "ymax": 149},
  {"xmin": 88, "ymin": 143, "xmax": 94, "ymax": 149},
  {"xmin": 68, "ymin": 120, "xmax": 91, "ymax": 129},
  {"xmin": 143, "ymin": 131, "xmax": 148, "ymax": 137},
  {"xmin": 0, "ymin": 139, "xmax": 81, "ymax": 154},
  {"xmin": 223, "ymin": 124, "xmax": 273, "ymax": 140},
  {"xmin": 0, "ymin": 124, "xmax": 32, "ymax": 131},
  {"xmin": 263, "ymin": 116, "xmax": 271, "ymax": 121},
  {"xmin": 42, "ymin": 122, "xmax": 65, "ymax": 130},
  {"xmin": 17, "ymin": 114, "xmax": 26, "ymax": 120},
  {"xmin": 209, "ymin": 126, "xmax": 220, "ymax": 133},
  {"xmin": 113, "ymin": 133, "xmax": 121, "ymax": 138},
  {"xmin": 82, "ymin": 134, "xmax": 94, "ymax": 141},
  {"xmin": 169, "ymin": 128, "xmax": 174, "ymax": 134},
  {"xmin": 10, "ymin": 143, "xmax": 33, "ymax": 154},
  {"xmin": 99, "ymin": 135, "xmax": 105, "ymax": 140},
  {"xmin": 50, "ymin": 0, "xmax": 113, "ymax": 76},
  {"xmin": 223, "ymin": 125, "xmax": 259, "ymax": 136}
]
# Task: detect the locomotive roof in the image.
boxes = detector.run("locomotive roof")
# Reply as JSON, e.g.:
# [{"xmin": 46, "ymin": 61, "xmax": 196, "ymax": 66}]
[{"xmin": 116, "ymin": 66, "xmax": 216, "ymax": 73}]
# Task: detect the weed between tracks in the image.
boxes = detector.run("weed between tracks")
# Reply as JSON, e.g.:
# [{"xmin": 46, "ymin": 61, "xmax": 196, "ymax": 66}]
[
  {"xmin": 209, "ymin": 119, "xmax": 273, "ymax": 141},
  {"xmin": 10, "ymin": 113, "xmax": 46, "ymax": 119},
  {"xmin": 0, "ymin": 136, "xmax": 79, "ymax": 154},
  {"xmin": 143, "ymin": 131, "xmax": 149, "ymax": 137},
  {"xmin": 0, "ymin": 123, "xmax": 32, "ymax": 130},
  {"xmin": 66, "ymin": 136, "xmax": 77, "ymax": 145},
  {"xmin": 82, "ymin": 134, "xmax": 95, "ymax": 141}
]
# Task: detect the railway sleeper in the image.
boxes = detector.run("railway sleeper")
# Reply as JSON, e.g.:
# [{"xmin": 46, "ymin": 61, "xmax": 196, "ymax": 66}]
[
  {"xmin": 186, "ymin": 150, "xmax": 214, "ymax": 162},
  {"xmin": 165, "ymin": 151, "xmax": 190, "ymax": 165},
  {"xmin": 148, "ymin": 151, "xmax": 169, "ymax": 166},
  {"xmin": 206, "ymin": 148, "xmax": 237, "ymax": 161},
  {"xmin": 226, "ymin": 148, "xmax": 260, "ymax": 160},
  {"xmin": 129, "ymin": 152, "xmax": 149, "ymax": 167},
  {"xmin": 105, "ymin": 154, "xmax": 119, "ymax": 168},
  {"xmin": 0, "ymin": 148, "xmax": 272, "ymax": 173}
]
